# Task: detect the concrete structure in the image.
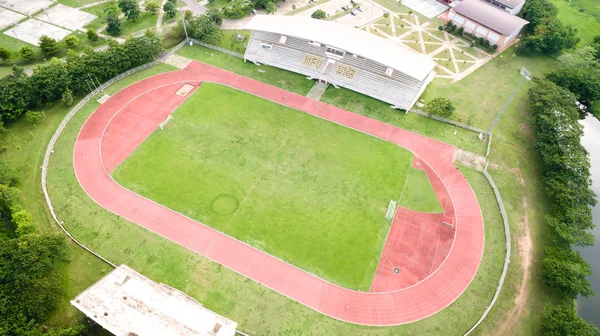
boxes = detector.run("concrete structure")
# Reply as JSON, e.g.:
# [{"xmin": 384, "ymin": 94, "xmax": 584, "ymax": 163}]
[
  {"xmin": 35, "ymin": 4, "xmax": 97, "ymax": 31},
  {"xmin": 4, "ymin": 19, "xmax": 71, "ymax": 46},
  {"xmin": 448, "ymin": 0, "xmax": 528, "ymax": 49},
  {"xmin": 244, "ymin": 15, "xmax": 437, "ymax": 110},
  {"xmin": 71, "ymin": 265, "xmax": 237, "ymax": 336},
  {"xmin": 479, "ymin": 0, "xmax": 525, "ymax": 15},
  {"xmin": 0, "ymin": 0, "xmax": 53, "ymax": 16},
  {"xmin": 0, "ymin": 8, "xmax": 26, "ymax": 31}
]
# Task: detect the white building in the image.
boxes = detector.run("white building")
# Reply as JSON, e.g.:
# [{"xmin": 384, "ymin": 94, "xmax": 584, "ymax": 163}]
[
  {"xmin": 244, "ymin": 15, "xmax": 437, "ymax": 111},
  {"xmin": 71, "ymin": 265, "xmax": 237, "ymax": 336}
]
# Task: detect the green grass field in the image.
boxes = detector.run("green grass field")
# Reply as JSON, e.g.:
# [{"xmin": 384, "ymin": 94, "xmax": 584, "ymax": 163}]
[
  {"xmin": 551, "ymin": 0, "xmax": 600, "ymax": 45},
  {"xmin": 112, "ymin": 83, "xmax": 441, "ymax": 290}
]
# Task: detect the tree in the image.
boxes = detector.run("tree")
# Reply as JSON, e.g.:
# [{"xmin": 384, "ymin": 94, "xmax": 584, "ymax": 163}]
[
  {"xmin": 546, "ymin": 66, "xmax": 600, "ymax": 104},
  {"xmin": 39, "ymin": 35, "xmax": 59, "ymax": 56},
  {"xmin": 106, "ymin": 2, "xmax": 122, "ymax": 35},
  {"xmin": 426, "ymin": 97, "xmax": 455, "ymax": 118},
  {"xmin": 12, "ymin": 207, "xmax": 35, "ymax": 236},
  {"xmin": 119, "ymin": 0, "xmax": 141, "ymax": 21},
  {"xmin": 64, "ymin": 35, "xmax": 80, "ymax": 49},
  {"xmin": 519, "ymin": 0, "xmax": 558, "ymax": 32},
  {"xmin": 311, "ymin": 9, "xmax": 327, "ymax": 19},
  {"xmin": 163, "ymin": 0, "xmax": 176, "ymax": 18},
  {"xmin": 184, "ymin": 9, "xmax": 193, "ymax": 21},
  {"xmin": 19, "ymin": 46, "xmax": 35, "ymax": 61},
  {"xmin": 0, "ymin": 234, "xmax": 69, "ymax": 335},
  {"xmin": 542, "ymin": 247, "xmax": 593, "ymax": 299},
  {"xmin": 0, "ymin": 48, "xmax": 10, "ymax": 62},
  {"xmin": 221, "ymin": 0, "xmax": 253, "ymax": 19},
  {"xmin": 188, "ymin": 14, "xmax": 222, "ymax": 44},
  {"xmin": 265, "ymin": 1, "xmax": 277, "ymax": 14},
  {"xmin": 87, "ymin": 28, "xmax": 99, "ymax": 41},
  {"xmin": 62, "ymin": 88, "xmax": 74, "ymax": 106},
  {"xmin": 0, "ymin": 161, "xmax": 19, "ymax": 187},
  {"xmin": 205, "ymin": 8, "xmax": 223, "ymax": 26},
  {"xmin": 45, "ymin": 325, "xmax": 87, "ymax": 336},
  {"xmin": 540, "ymin": 304, "xmax": 600, "ymax": 336},
  {"xmin": 517, "ymin": 18, "xmax": 580, "ymax": 55},
  {"xmin": 145, "ymin": 1, "xmax": 160, "ymax": 14}
]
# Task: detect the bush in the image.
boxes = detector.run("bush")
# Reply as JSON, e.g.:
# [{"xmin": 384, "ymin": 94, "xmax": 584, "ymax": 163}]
[
  {"xmin": 457, "ymin": 27, "xmax": 464, "ymax": 35},
  {"xmin": 311, "ymin": 9, "xmax": 327, "ymax": 19},
  {"xmin": 383, "ymin": 12, "xmax": 389, "ymax": 18},
  {"xmin": 426, "ymin": 97, "xmax": 455, "ymax": 118},
  {"xmin": 64, "ymin": 35, "xmax": 80, "ymax": 49},
  {"xmin": 0, "ymin": 48, "xmax": 10, "ymax": 62},
  {"xmin": 145, "ymin": 1, "xmax": 160, "ymax": 14},
  {"xmin": 39, "ymin": 35, "xmax": 59, "ymax": 55},
  {"xmin": 540, "ymin": 304, "xmax": 599, "ymax": 336},
  {"xmin": 222, "ymin": 0, "xmax": 253, "ymax": 19},
  {"xmin": 265, "ymin": 1, "xmax": 277, "ymax": 14},
  {"xmin": 87, "ymin": 28, "xmax": 99, "ymax": 41},
  {"xmin": 62, "ymin": 89, "xmax": 74, "ymax": 106},
  {"xmin": 25, "ymin": 110, "xmax": 46, "ymax": 124},
  {"xmin": 19, "ymin": 46, "xmax": 35, "ymax": 61}
]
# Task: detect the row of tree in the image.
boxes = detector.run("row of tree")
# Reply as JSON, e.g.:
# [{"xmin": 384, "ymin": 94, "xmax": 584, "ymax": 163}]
[
  {"xmin": 0, "ymin": 31, "xmax": 162, "ymax": 121},
  {"xmin": 518, "ymin": 0, "xmax": 580, "ymax": 55},
  {"xmin": 0, "ymin": 161, "xmax": 86, "ymax": 335},
  {"xmin": 527, "ymin": 78, "xmax": 599, "ymax": 335}
]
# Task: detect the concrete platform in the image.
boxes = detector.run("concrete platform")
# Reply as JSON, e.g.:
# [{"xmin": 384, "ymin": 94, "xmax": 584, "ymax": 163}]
[
  {"xmin": 0, "ymin": 0, "xmax": 53, "ymax": 15},
  {"xmin": 4, "ymin": 19, "xmax": 71, "ymax": 46},
  {"xmin": 35, "ymin": 4, "xmax": 96, "ymax": 31},
  {"xmin": 0, "ymin": 8, "xmax": 26, "ymax": 30}
]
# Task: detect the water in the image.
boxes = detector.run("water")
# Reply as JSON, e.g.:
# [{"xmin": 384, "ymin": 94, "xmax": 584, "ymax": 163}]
[{"xmin": 577, "ymin": 114, "xmax": 600, "ymax": 327}]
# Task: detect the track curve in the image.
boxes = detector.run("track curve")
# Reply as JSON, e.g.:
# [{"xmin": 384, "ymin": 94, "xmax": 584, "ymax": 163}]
[{"xmin": 73, "ymin": 61, "xmax": 484, "ymax": 326}]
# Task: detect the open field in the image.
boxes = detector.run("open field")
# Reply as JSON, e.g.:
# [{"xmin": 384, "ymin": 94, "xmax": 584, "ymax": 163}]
[{"xmin": 112, "ymin": 82, "xmax": 440, "ymax": 290}]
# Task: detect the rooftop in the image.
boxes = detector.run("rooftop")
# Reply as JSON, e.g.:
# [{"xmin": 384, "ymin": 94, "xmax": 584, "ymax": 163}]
[
  {"xmin": 485, "ymin": 0, "xmax": 525, "ymax": 8},
  {"xmin": 453, "ymin": 0, "xmax": 529, "ymax": 36},
  {"xmin": 71, "ymin": 265, "xmax": 237, "ymax": 336},
  {"xmin": 245, "ymin": 15, "xmax": 436, "ymax": 81}
]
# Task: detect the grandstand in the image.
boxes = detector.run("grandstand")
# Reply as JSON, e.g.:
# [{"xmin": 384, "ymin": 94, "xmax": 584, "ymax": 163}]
[{"xmin": 244, "ymin": 15, "xmax": 437, "ymax": 110}]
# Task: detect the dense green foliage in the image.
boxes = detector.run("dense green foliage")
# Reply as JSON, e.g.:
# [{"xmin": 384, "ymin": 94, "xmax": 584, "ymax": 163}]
[
  {"xmin": 427, "ymin": 97, "xmax": 455, "ymax": 118},
  {"xmin": 528, "ymin": 79, "xmax": 596, "ymax": 247},
  {"xmin": 265, "ymin": 1, "xmax": 277, "ymax": 14},
  {"xmin": 0, "ymin": 48, "xmax": 10, "ymax": 62},
  {"xmin": 163, "ymin": 0, "xmax": 177, "ymax": 18},
  {"xmin": 518, "ymin": 0, "xmax": 580, "ymax": 55},
  {"xmin": 64, "ymin": 36, "xmax": 80, "ymax": 49},
  {"xmin": 542, "ymin": 247, "xmax": 593, "ymax": 299},
  {"xmin": 221, "ymin": 0, "xmax": 253, "ymax": 19},
  {"xmin": 546, "ymin": 46, "xmax": 600, "ymax": 104},
  {"xmin": 0, "ymin": 33, "xmax": 162, "ymax": 121},
  {"xmin": 540, "ymin": 304, "xmax": 600, "ymax": 336},
  {"xmin": 106, "ymin": 2, "xmax": 122, "ymax": 35},
  {"xmin": 145, "ymin": 1, "xmax": 160, "ymax": 14},
  {"xmin": 19, "ymin": 47, "xmax": 35, "ymax": 61}
]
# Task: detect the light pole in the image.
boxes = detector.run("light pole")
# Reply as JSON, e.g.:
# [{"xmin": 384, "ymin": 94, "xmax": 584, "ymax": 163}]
[
  {"xmin": 482, "ymin": 66, "xmax": 531, "ymax": 139},
  {"xmin": 176, "ymin": 0, "xmax": 190, "ymax": 43}
]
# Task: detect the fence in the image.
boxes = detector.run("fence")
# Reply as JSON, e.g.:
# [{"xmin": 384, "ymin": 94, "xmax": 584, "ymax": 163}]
[
  {"xmin": 409, "ymin": 107, "xmax": 487, "ymax": 134},
  {"xmin": 189, "ymin": 38, "xmax": 245, "ymax": 58},
  {"xmin": 465, "ymin": 165, "xmax": 512, "ymax": 335},
  {"xmin": 40, "ymin": 39, "xmax": 189, "ymax": 268}
]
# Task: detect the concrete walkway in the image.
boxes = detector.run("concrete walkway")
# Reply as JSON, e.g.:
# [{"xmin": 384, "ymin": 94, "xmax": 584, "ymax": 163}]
[{"xmin": 306, "ymin": 81, "xmax": 328, "ymax": 101}]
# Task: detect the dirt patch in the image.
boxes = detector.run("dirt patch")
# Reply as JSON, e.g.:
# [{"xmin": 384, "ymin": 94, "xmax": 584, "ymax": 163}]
[
  {"xmin": 453, "ymin": 148, "xmax": 486, "ymax": 171},
  {"xmin": 494, "ymin": 167, "xmax": 533, "ymax": 335},
  {"xmin": 165, "ymin": 53, "xmax": 193, "ymax": 70}
]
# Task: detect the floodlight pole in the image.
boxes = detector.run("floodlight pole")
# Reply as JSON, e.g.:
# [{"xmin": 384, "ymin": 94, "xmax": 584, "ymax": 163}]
[
  {"xmin": 482, "ymin": 67, "xmax": 531, "ymax": 139},
  {"xmin": 177, "ymin": 0, "xmax": 189, "ymax": 41}
]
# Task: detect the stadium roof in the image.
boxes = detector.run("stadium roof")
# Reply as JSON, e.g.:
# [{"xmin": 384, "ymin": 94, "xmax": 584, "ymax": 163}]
[
  {"xmin": 486, "ymin": 0, "xmax": 525, "ymax": 9},
  {"xmin": 453, "ymin": 0, "xmax": 529, "ymax": 36},
  {"xmin": 71, "ymin": 265, "xmax": 237, "ymax": 336},
  {"xmin": 245, "ymin": 15, "xmax": 436, "ymax": 81}
]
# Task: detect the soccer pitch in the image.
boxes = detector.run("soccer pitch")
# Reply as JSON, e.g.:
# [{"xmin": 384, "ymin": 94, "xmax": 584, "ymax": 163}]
[{"xmin": 112, "ymin": 83, "xmax": 441, "ymax": 290}]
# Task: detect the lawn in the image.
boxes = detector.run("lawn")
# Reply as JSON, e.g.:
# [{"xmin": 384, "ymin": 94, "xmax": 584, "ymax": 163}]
[
  {"xmin": 398, "ymin": 168, "xmax": 443, "ymax": 213},
  {"xmin": 217, "ymin": 29, "xmax": 251, "ymax": 54},
  {"xmin": 119, "ymin": 12, "xmax": 158, "ymax": 36},
  {"xmin": 112, "ymin": 83, "xmax": 427, "ymax": 290},
  {"xmin": 550, "ymin": 0, "xmax": 600, "ymax": 45},
  {"xmin": 177, "ymin": 44, "xmax": 315, "ymax": 95},
  {"xmin": 82, "ymin": 2, "xmax": 118, "ymax": 30},
  {"xmin": 57, "ymin": 0, "xmax": 100, "ymax": 7}
]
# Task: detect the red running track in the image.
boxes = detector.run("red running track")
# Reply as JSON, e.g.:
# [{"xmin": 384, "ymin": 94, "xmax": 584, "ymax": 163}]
[{"xmin": 73, "ymin": 61, "xmax": 484, "ymax": 326}]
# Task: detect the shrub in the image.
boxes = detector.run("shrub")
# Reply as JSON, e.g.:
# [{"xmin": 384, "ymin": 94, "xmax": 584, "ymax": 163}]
[
  {"xmin": 62, "ymin": 89, "xmax": 74, "ymax": 106},
  {"xmin": 64, "ymin": 35, "xmax": 80, "ymax": 49},
  {"xmin": 87, "ymin": 28, "xmax": 99, "ymax": 41},
  {"xmin": 437, "ymin": 25, "xmax": 443, "ymax": 31},
  {"xmin": 0, "ymin": 48, "xmax": 9, "ymax": 62},
  {"xmin": 383, "ymin": 12, "xmax": 389, "ymax": 18},
  {"xmin": 39, "ymin": 35, "xmax": 59, "ymax": 55},
  {"xmin": 145, "ymin": 1, "xmax": 160, "ymax": 14},
  {"xmin": 457, "ymin": 27, "xmax": 464, "ymax": 35},
  {"xmin": 19, "ymin": 46, "xmax": 35, "ymax": 61},
  {"xmin": 426, "ymin": 97, "xmax": 455, "ymax": 118},
  {"xmin": 311, "ymin": 9, "xmax": 327, "ymax": 19},
  {"xmin": 25, "ymin": 110, "xmax": 46, "ymax": 124},
  {"xmin": 265, "ymin": 1, "xmax": 276, "ymax": 14}
]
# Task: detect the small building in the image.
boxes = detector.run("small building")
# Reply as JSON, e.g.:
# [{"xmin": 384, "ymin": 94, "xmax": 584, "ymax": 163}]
[
  {"xmin": 448, "ymin": 0, "xmax": 529, "ymax": 49},
  {"xmin": 244, "ymin": 15, "xmax": 437, "ymax": 111},
  {"xmin": 71, "ymin": 265, "xmax": 237, "ymax": 336},
  {"xmin": 479, "ymin": 0, "xmax": 525, "ymax": 15}
]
